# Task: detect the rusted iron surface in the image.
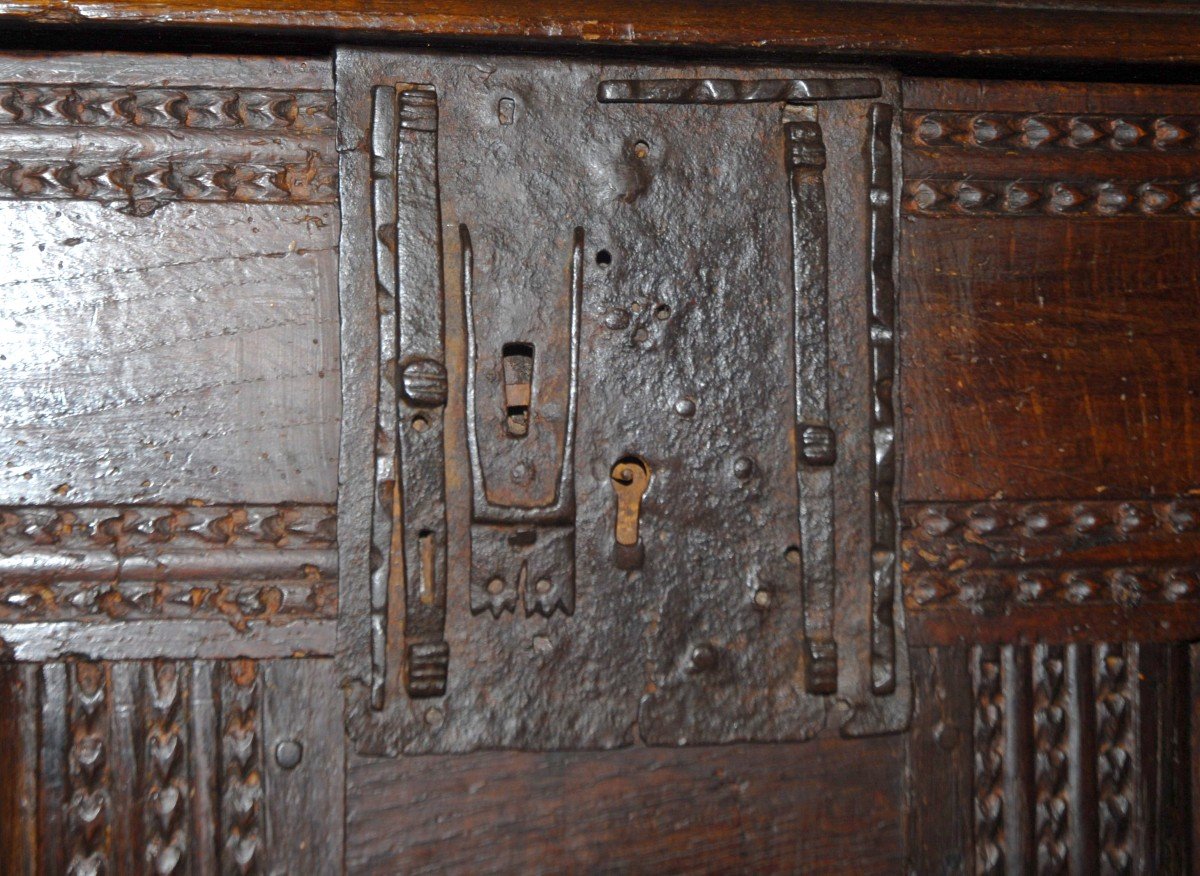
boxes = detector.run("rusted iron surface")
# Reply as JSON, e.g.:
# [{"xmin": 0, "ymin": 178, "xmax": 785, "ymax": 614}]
[{"xmin": 337, "ymin": 49, "xmax": 908, "ymax": 754}]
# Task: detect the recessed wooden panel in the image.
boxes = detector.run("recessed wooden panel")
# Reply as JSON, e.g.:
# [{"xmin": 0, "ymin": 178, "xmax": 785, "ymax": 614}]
[
  {"xmin": 0, "ymin": 54, "xmax": 340, "ymax": 508},
  {"xmin": 346, "ymin": 736, "xmax": 904, "ymax": 874},
  {"xmin": 899, "ymin": 77, "xmax": 1200, "ymax": 646}
]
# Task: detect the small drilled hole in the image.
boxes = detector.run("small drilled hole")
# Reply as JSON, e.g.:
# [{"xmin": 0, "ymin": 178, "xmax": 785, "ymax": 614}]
[
  {"xmin": 487, "ymin": 577, "xmax": 505, "ymax": 595},
  {"xmin": 754, "ymin": 589, "xmax": 772, "ymax": 608},
  {"xmin": 654, "ymin": 303, "xmax": 671, "ymax": 321},
  {"xmin": 633, "ymin": 140, "xmax": 650, "ymax": 159},
  {"xmin": 785, "ymin": 546, "xmax": 801, "ymax": 565},
  {"xmin": 632, "ymin": 327, "xmax": 649, "ymax": 344},
  {"xmin": 411, "ymin": 414, "xmax": 429, "ymax": 432},
  {"xmin": 535, "ymin": 578, "xmax": 552, "ymax": 594},
  {"xmin": 595, "ymin": 249, "xmax": 612, "ymax": 266}
]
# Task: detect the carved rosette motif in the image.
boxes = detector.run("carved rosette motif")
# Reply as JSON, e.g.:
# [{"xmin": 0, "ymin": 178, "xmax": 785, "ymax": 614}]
[
  {"xmin": 0, "ymin": 84, "xmax": 336, "ymax": 205},
  {"xmin": 0, "ymin": 503, "xmax": 337, "ymax": 624}
]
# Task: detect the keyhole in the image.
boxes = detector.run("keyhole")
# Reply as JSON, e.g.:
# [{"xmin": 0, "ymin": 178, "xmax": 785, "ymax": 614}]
[{"xmin": 611, "ymin": 456, "xmax": 650, "ymax": 569}]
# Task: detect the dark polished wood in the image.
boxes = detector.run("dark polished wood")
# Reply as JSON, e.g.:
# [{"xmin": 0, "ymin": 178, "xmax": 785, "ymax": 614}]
[
  {"xmin": 0, "ymin": 8, "xmax": 1197, "ymax": 873},
  {"xmin": 347, "ymin": 736, "xmax": 905, "ymax": 874},
  {"xmin": 7, "ymin": 0, "xmax": 1200, "ymax": 65}
]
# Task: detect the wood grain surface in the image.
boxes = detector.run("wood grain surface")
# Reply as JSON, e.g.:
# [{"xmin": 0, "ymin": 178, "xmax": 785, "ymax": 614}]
[
  {"xmin": 346, "ymin": 736, "xmax": 904, "ymax": 874},
  {"xmin": 5, "ymin": 1, "xmax": 1200, "ymax": 65},
  {"xmin": 900, "ymin": 80, "xmax": 1200, "ymax": 502}
]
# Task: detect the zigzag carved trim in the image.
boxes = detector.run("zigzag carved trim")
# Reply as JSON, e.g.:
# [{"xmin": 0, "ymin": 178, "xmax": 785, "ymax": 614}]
[
  {"xmin": 905, "ymin": 110, "xmax": 1200, "ymax": 153},
  {"xmin": 0, "ymin": 504, "xmax": 336, "ymax": 623},
  {"xmin": 0, "ymin": 85, "xmax": 334, "ymax": 132},
  {"xmin": 903, "ymin": 178, "xmax": 1200, "ymax": 218},
  {"xmin": 903, "ymin": 500, "xmax": 1200, "ymax": 613},
  {"xmin": 0, "ymin": 85, "xmax": 335, "ymax": 205}
]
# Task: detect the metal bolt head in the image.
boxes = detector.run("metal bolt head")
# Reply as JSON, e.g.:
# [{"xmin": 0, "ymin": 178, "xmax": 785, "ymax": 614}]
[
  {"xmin": 674, "ymin": 398, "xmax": 697, "ymax": 418},
  {"xmin": 275, "ymin": 740, "xmax": 303, "ymax": 770},
  {"xmin": 400, "ymin": 357, "xmax": 448, "ymax": 407},
  {"xmin": 688, "ymin": 643, "xmax": 719, "ymax": 673},
  {"xmin": 798, "ymin": 424, "xmax": 837, "ymax": 466},
  {"xmin": 733, "ymin": 456, "xmax": 755, "ymax": 479}
]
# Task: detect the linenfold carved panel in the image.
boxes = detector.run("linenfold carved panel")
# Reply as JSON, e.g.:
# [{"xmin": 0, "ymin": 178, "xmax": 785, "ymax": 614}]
[{"xmin": 337, "ymin": 49, "xmax": 908, "ymax": 754}]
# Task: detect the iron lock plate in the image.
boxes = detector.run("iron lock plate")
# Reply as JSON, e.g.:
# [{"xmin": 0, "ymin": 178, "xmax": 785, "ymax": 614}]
[{"xmin": 336, "ymin": 50, "xmax": 908, "ymax": 754}]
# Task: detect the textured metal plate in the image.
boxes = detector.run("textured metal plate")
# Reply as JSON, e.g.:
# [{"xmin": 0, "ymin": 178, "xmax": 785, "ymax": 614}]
[{"xmin": 337, "ymin": 49, "xmax": 908, "ymax": 754}]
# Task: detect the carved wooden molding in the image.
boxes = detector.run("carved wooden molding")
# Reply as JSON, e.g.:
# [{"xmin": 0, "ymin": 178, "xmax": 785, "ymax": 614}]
[
  {"xmin": 7, "ymin": 659, "xmax": 341, "ymax": 873},
  {"xmin": 910, "ymin": 644, "xmax": 1192, "ymax": 874},
  {"xmin": 905, "ymin": 110, "xmax": 1200, "ymax": 153},
  {"xmin": 0, "ymin": 85, "xmax": 335, "ymax": 132},
  {"xmin": 0, "ymin": 503, "xmax": 336, "ymax": 626},
  {"xmin": 902, "ymin": 178, "xmax": 1200, "ymax": 218},
  {"xmin": 0, "ymin": 84, "xmax": 336, "ymax": 205},
  {"xmin": 902, "ymin": 500, "xmax": 1200, "ymax": 643},
  {"xmin": 969, "ymin": 643, "xmax": 1150, "ymax": 875}
]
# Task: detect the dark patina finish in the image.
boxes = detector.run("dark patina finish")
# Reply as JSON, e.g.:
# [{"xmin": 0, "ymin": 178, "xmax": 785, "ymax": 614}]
[{"xmin": 336, "ymin": 50, "xmax": 907, "ymax": 754}]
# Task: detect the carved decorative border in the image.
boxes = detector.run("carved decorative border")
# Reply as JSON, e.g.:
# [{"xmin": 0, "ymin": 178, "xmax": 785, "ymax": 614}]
[
  {"xmin": 902, "ymin": 178, "xmax": 1200, "ymax": 218},
  {"xmin": 903, "ymin": 500, "xmax": 1200, "ymax": 612},
  {"xmin": 219, "ymin": 660, "xmax": 264, "ymax": 874},
  {"xmin": 144, "ymin": 662, "xmax": 189, "ymax": 875},
  {"xmin": 0, "ymin": 85, "xmax": 336, "ymax": 205},
  {"xmin": 0, "ymin": 85, "xmax": 334, "ymax": 132},
  {"xmin": 0, "ymin": 158, "xmax": 335, "ymax": 206},
  {"xmin": 67, "ymin": 662, "xmax": 111, "ymax": 876},
  {"xmin": 905, "ymin": 110, "xmax": 1200, "ymax": 153},
  {"xmin": 962, "ymin": 643, "xmax": 1160, "ymax": 873},
  {"xmin": 0, "ymin": 504, "xmax": 337, "ymax": 623},
  {"xmin": 1096, "ymin": 644, "xmax": 1135, "ymax": 874}
]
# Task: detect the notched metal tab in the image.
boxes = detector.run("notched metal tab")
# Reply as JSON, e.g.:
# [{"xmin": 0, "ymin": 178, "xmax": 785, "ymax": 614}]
[{"xmin": 463, "ymin": 224, "xmax": 582, "ymax": 620}]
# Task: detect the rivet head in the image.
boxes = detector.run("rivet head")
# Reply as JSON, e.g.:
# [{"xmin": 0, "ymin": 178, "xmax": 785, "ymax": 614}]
[
  {"xmin": 674, "ymin": 398, "xmax": 696, "ymax": 418},
  {"xmin": 400, "ymin": 358, "xmax": 447, "ymax": 407},
  {"xmin": 688, "ymin": 643, "xmax": 719, "ymax": 673},
  {"xmin": 274, "ymin": 740, "xmax": 303, "ymax": 770},
  {"xmin": 733, "ymin": 456, "xmax": 755, "ymax": 480},
  {"xmin": 604, "ymin": 309, "xmax": 631, "ymax": 330}
]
